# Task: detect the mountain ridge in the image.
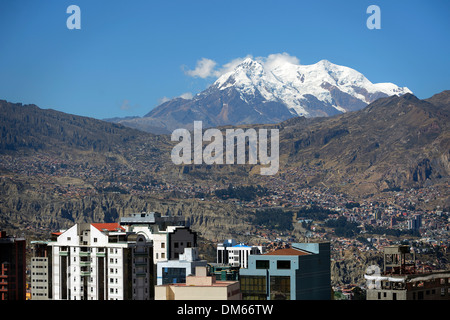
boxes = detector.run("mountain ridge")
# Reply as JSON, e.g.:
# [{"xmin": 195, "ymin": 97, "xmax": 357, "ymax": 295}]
[
  {"xmin": 1, "ymin": 90, "xmax": 448, "ymax": 198},
  {"xmin": 112, "ymin": 58, "xmax": 411, "ymax": 133},
  {"xmin": 0, "ymin": 90, "xmax": 448, "ymax": 249}
]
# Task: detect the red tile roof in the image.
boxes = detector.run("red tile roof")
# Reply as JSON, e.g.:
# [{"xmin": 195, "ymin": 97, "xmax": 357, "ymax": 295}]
[
  {"xmin": 91, "ymin": 223, "xmax": 125, "ymax": 232},
  {"xmin": 264, "ymin": 248, "xmax": 310, "ymax": 256}
]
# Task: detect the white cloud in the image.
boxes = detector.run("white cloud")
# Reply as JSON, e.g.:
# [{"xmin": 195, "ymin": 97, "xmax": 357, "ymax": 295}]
[
  {"xmin": 184, "ymin": 58, "xmax": 217, "ymax": 78},
  {"xmin": 158, "ymin": 92, "xmax": 194, "ymax": 105},
  {"xmin": 179, "ymin": 92, "xmax": 193, "ymax": 99},
  {"xmin": 158, "ymin": 96, "xmax": 171, "ymax": 104},
  {"xmin": 120, "ymin": 99, "xmax": 140, "ymax": 111},
  {"xmin": 184, "ymin": 53, "xmax": 301, "ymax": 80},
  {"xmin": 260, "ymin": 52, "xmax": 300, "ymax": 71},
  {"xmin": 214, "ymin": 55, "xmax": 254, "ymax": 77}
]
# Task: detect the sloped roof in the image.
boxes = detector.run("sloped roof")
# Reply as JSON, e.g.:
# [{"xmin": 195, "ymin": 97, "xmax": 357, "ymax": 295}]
[
  {"xmin": 91, "ymin": 223, "xmax": 125, "ymax": 232},
  {"xmin": 264, "ymin": 248, "xmax": 311, "ymax": 256}
]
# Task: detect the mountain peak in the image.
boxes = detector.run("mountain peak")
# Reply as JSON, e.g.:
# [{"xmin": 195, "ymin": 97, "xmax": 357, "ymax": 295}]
[
  {"xmin": 239, "ymin": 57, "xmax": 259, "ymax": 66},
  {"xmin": 317, "ymin": 59, "xmax": 332, "ymax": 67},
  {"xmin": 212, "ymin": 57, "xmax": 411, "ymax": 117},
  {"xmin": 129, "ymin": 55, "xmax": 414, "ymax": 133}
]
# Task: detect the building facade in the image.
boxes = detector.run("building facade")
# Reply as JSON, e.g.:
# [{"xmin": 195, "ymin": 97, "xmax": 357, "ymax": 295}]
[
  {"xmin": 365, "ymin": 245, "xmax": 450, "ymax": 300},
  {"xmin": 155, "ymin": 266, "xmax": 241, "ymax": 300},
  {"xmin": 120, "ymin": 212, "xmax": 196, "ymax": 264},
  {"xmin": 47, "ymin": 223, "xmax": 153, "ymax": 300},
  {"xmin": 156, "ymin": 247, "xmax": 207, "ymax": 285},
  {"xmin": 217, "ymin": 239, "xmax": 264, "ymax": 269},
  {"xmin": 239, "ymin": 242, "xmax": 331, "ymax": 300},
  {"xmin": 0, "ymin": 231, "xmax": 26, "ymax": 300},
  {"xmin": 30, "ymin": 241, "xmax": 52, "ymax": 300}
]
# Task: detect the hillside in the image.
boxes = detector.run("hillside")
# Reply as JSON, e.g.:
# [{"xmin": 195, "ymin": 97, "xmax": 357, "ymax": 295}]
[
  {"xmin": 0, "ymin": 91, "xmax": 449, "ymax": 241},
  {"xmin": 276, "ymin": 92, "xmax": 449, "ymax": 196}
]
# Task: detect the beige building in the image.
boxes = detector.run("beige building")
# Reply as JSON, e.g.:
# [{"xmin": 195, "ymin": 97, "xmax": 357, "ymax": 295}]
[{"xmin": 155, "ymin": 266, "xmax": 241, "ymax": 300}]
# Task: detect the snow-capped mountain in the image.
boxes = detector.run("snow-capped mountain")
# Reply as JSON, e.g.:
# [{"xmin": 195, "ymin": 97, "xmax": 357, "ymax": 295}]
[
  {"xmin": 213, "ymin": 57, "xmax": 411, "ymax": 117},
  {"xmin": 114, "ymin": 57, "xmax": 411, "ymax": 133}
]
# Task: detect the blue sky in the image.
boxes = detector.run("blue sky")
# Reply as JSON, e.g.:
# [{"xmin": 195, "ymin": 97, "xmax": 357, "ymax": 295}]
[{"xmin": 0, "ymin": 0, "xmax": 449, "ymax": 119}]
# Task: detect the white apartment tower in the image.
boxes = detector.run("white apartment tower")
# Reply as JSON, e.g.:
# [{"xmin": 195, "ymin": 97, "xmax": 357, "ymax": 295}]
[{"xmin": 48, "ymin": 222, "xmax": 153, "ymax": 300}]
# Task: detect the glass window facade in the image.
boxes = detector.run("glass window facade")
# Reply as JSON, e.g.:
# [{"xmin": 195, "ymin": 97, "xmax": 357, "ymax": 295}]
[
  {"xmin": 162, "ymin": 267, "xmax": 186, "ymax": 284},
  {"xmin": 241, "ymin": 276, "xmax": 267, "ymax": 300},
  {"xmin": 270, "ymin": 276, "xmax": 290, "ymax": 300}
]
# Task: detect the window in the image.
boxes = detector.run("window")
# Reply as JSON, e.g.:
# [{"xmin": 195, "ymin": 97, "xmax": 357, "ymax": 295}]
[
  {"xmin": 162, "ymin": 267, "xmax": 186, "ymax": 285},
  {"xmin": 270, "ymin": 276, "xmax": 290, "ymax": 300},
  {"xmin": 241, "ymin": 276, "xmax": 267, "ymax": 300},
  {"xmin": 256, "ymin": 260, "xmax": 270, "ymax": 269},
  {"xmin": 277, "ymin": 260, "xmax": 291, "ymax": 270}
]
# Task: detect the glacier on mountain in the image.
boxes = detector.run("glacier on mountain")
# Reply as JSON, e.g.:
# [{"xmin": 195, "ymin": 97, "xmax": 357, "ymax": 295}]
[{"xmin": 213, "ymin": 57, "xmax": 411, "ymax": 117}]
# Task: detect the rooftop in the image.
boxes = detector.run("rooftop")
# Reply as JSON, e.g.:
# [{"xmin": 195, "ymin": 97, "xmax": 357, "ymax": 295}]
[
  {"xmin": 264, "ymin": 248, "xmax": 311, "ymax": 256},
  {"xmin": 92, "ymin": 223, "xmax": 125, "ymax": 233}
]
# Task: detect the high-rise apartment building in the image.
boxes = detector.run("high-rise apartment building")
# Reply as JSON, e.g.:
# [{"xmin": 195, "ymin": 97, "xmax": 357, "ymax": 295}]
[
  {"xmin": 120, "ymin": 212, "xmax": 197, "ymax": 264},
  {"xmin": 407, "ymin": 214, "xmax": 422, "ymax": 230},
  {"xmin": 0, "ymin": 231, "xmax": 26, "ymax": 300},
  {"xmin": 30, "ymin": 241, "xmax": 52, "ymax": 300},
  {"xmin": 47, "ymin": 222, "xmax": 153, "ymax": 300}
]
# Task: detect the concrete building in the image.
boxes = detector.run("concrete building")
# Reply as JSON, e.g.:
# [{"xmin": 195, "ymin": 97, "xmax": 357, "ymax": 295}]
[
  {"xmin": 0, "ymin": 231, "xmax": 26, "ymax": 300},
  {"xmin": 155, "ymin": 266, "xmax": 241, "ymax": 300},
  {"xmin": 120, "ymin": 212, "xmax": 196, "ymax": 264},
  {"xmin": 365, "ymin": 245, "xmax": 450, "ymax": 300},
  {"xmin": 239, "ymin": 242, "xmax": 331, "ymax": 300},
  {"xmin": 156, "ymin": 247, "xmax": 207, "ymax": 285},
  {"xmin": 407, "ymin": 214, "xmax": 422, "ymax": 230},
  {"xmin": 48, "ymin": 222, "xmax": 153, "ymax": 300},
  {"xmin": 30, "ymin": 241, "xmax": 52, "ymax": 300},
  {"xmin": 217, "ymin": 239, "xmax": 264, "ymax": 268}
]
